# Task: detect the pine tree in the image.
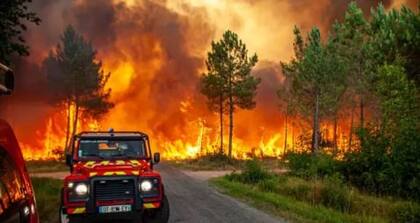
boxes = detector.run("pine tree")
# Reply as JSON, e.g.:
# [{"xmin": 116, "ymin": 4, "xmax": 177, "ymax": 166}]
[
  {"xmin": 44, "ymin": 25, "xmax": 113, "ymax": 150},
  {"xmin": 201, "ymin": 30, "xmax": 260, "ymax": 158},
  {"xmin": 282, "ymin": 27, "xmax": 345, "ymax": 152}
]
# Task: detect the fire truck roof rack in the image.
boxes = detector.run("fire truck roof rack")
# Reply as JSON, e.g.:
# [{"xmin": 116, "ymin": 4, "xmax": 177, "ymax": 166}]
[{"xmin": 76, "ymin": 131, "xmax": 149, "ymax": 138}]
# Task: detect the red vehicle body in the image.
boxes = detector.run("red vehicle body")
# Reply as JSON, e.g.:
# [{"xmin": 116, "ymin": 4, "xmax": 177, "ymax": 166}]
[
  {"xmin": 60, "ymin": 131, "xmax": 169, "ymax": 223},
  {"xmin": 0, "ymin": 64, "xmax": 39, "ymax": 223}
]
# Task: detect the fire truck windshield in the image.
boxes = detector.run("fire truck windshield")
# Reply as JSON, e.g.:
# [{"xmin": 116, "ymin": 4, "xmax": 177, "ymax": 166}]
[{"xmin": 77, "ymin": 139, "xmax": 147, "ymax": 159}]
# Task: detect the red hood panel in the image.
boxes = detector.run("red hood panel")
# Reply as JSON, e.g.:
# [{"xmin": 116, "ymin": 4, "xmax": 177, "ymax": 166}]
[{"xmin": 72, "ymin": 159, "xmax": 151, "ymax": 177}]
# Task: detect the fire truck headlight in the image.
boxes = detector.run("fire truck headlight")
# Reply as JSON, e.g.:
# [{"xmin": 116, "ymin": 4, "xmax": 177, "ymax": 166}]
[
  {"xmin": 140, "ymin": 180, "xmax": 152, "ymax": 192},
  {"xmin": 75, "ymin": 183, "xmax": 89, "ymax": 196}
]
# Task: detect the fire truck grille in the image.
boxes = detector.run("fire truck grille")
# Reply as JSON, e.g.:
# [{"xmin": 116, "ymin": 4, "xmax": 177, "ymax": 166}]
[{"xmin": 94, "ymin": 179, "xmax": 135, "ymax": 201}]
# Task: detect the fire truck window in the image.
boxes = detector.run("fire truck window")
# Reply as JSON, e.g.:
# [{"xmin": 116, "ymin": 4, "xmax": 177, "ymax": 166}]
[
  {"xmin": 0, "ymin": 149, "xmax": 25, "ymax": 212},
  {"xmin": 79, "ymin": 139, "xmax": 146, "ymax": 158}
]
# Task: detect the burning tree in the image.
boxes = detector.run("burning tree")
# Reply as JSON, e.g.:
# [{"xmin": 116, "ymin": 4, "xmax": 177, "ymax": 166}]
[
  {"xmin": 201, "ymin": 30, "xmax": 260, "ymax": 158},
  {"xmin": 43, "ymin": 25, "xmax": 113, "ymax": 150}
]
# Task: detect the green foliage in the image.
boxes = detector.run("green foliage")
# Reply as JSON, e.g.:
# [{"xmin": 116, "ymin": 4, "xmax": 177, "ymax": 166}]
[
  {"xmin": 370, "ymin": 5, "xmax": 420, "ymax": 87},
  {"xmin": 201, "ymin": 30, "xmax": 260, "ymax": 157},
  {"xmin": 319, "ymin": 175, "xmax": 352, "ymax": 212},
  {"xmin": 281, "ymin": 27, "xmax": 346, "ymax": 151},
  {"xmin": 0, "ymin": 0, "xmax": 41, "ymax": 64},
  {"xmin": 391, "ymin": 202, "xmax": 420, "ymax": 223},
  {"xmin": 341, "ymin": 131, "xmax": 392, "ymax": 194},
  {"xmin": 241, "ymin": 159, "xmax": 273, "ymax": 184},
  {"xmin": 281, "ymin": 2, "xmax": 420, "ymax": 203},
  {"xmin": 43, "ymin": 25, "xmax": 114, "ymax": 150},
  {"xmin": 26, "ymin": 160, "xmax": 68, "ymax": 173},
  {"xmin": 341, "ymin": 65, "xmax": 420, "ymax": 200},
  {"xmin": 44, "ymin": 25, "xmax": 114, "ymax": 117},
  {"xmin": 225, "ymin": 159, "xmax": 273, "ymax": 184},
  {"xmin": 286, "ymin": 152, "xmax": 339, "ymax": 178},
  {"xmin": 375, "ymin": 65, "xmax": 418, "ymax": 133},
  {"xmin": 214, "ymin": 175, "xmax": 405, "ymax": 223},
  {"xmin": 31, "ymin": 177, "xmax": 62, "ymax": 223},
  {"xmin": 277, "ymin": 179, "xmax": 312, "ymax": 201},
  {"xmin": 168, "ymin": 153, "xmax": 244, "ymax": 171},
  {"xmin": 257, "ymin": 178, "xmax": 278, "ymax": 192}
]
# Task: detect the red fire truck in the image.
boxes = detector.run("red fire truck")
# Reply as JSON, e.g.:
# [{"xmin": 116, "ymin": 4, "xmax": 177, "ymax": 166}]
[
  {"xmin": 59, "ymin": 131, "xmax": 170, "ymax": 223},
  {"xmin": 0, "ymin": 63, "xmax": 39, "ymax": 223}
]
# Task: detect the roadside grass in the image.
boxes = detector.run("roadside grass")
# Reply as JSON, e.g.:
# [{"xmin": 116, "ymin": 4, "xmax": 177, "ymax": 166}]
[
  {"xmin": 211, "ymin": 178, "xmax": 383, "ymax": 223},
  {"xmin": 166, "ymin": 154, "xmax": 282, "ymax": 171},
  {"xmin": 26, "ymin": 160, "xmax": 68, "ymax": 173},
  {"xmin": 31, "ymin": 177, "xmax": 62, "ymax": 223},
  {"xmin": 210, "ymin": 160, "xmax": 420, "ymax": 223}
]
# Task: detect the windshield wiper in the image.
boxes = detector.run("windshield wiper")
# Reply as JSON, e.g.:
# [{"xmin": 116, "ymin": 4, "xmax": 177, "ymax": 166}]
[
  {"xmin": 110, "ymin": 153, "xmax": 141, "ymax": 159},
  {"xmin": 83, "ymin": 154, "xmax": 105, "ymax": 159}
]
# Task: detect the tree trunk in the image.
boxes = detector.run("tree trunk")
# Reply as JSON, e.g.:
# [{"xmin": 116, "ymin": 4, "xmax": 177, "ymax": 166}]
[
  {"xmin": 312, "ymin": 94, "xmax": 320, "ymax": 153},
  {"xmin": 219, "ymin": 95, "xmax": 224, "ymax": 155},
  {"xmin": 64, "ymin": 99, "xmax": 71, "ymax": 152},
  {"xmin": 333, "ymin": 114, "xmax": 338, "ymax": 154},
  {"xmin": 228, "ymin": 75, "xmax": 233, "ymax": 159},
  {"xmin": 292, "ymin": 124, "xmax": 295, "ymax": 152},
  {"xmin": 359, "ymin": 96, "xmax": 365, "ymax": 147},
  {"xmin": 348, "ymin": 105, "xmax": 355, "ymax": 151},
  {"xmin": 228, "ymin": 96, "xmax": 233, "ymax": 158},
  {"xmin": 71, "ymin": 103, "xmax": 80, "ymax": 141},
  {"xmin": 360, "ymin": 97, "xmax": 364, "ymax": 129},
  {"xmin": 284, "ymin": 110, "xmax": 288, "ymax": 154}
]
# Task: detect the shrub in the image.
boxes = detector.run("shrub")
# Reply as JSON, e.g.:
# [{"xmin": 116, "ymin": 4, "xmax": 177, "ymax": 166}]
[
  {"xmin": 257, "ymin": 178, "xmax": 278, "ymax": 192},
  {"xmin": 225, "ymin": 159, "xmax": 273, "ymax": 184},
  {"xmin": 286, "ymin": 152, "xmax": 313, "ymax": 177},
  {"xmin": 241, "ymin": 159, "xmax": 273, "ymax": 184},
  {"xmin": 319, "ymin": 174, "xmax": 352, "ymax": 212},
  {"xmin": 284, "ymin": 183, "xmax": 312, "ymax": 202},
  {"xmin": 315, "ymin": 154, "xmax": 339, "ymax": 177},
  {"xmin": 391, "ymin": 202, "xmax": 420, "ymax": 223},
  {"xmin": 225, "ymin": 172, "xmax": 244, "ymax": 182},
  {"xmin": 339, "ymin": 65, "xmax": 420, "ymax": 201},
  {"xmin": 286, "ymin": 152, "xmax": 339, "ymax": 178},
  {"xmin": 184, "ymin": 153, "xmax": 243, "ymax": 170}
]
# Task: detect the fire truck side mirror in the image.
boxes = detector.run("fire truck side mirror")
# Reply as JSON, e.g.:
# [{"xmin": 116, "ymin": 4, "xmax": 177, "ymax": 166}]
[
  {"xmin": 153, "ymin": 152, "xmax": 160, "ymax": 164},
  {"xmin": 65, "ymin": 154, "xmax": 73, "ymax": 166},
  {"xmin": 0, "ymin": 63, "xmax": 14, "ymax": 95}
]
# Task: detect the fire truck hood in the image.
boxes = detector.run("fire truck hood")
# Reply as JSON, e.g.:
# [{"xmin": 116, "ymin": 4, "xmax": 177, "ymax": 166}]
[{"xmin": 72, "ymin": 159, "xmax": 151, "ymax": 177}]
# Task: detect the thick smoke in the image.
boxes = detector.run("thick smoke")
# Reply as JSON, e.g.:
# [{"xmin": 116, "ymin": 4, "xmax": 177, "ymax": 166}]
[{"xmin": 0, "ymin": 0, "xmax": 415, "ymax": 155}]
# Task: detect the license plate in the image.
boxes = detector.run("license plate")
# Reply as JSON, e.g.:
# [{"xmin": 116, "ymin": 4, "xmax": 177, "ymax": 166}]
[{"xmin": 98, "ymin": 205, "xmax": 132, "ymax": 213}]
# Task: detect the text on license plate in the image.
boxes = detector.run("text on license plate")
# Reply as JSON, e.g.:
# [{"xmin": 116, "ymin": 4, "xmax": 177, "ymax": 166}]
[{"xmin": 99, "ymin": 205, "xmax": 132, "ymax": 213}]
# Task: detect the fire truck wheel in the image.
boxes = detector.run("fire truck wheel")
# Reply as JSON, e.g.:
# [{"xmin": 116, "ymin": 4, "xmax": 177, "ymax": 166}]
[
  {"xmin": 59, "ymin": 188, "xmax": 84, "ymax": 223},
  {"xmin": 59, "ymin": 206, "xmax": 84, "ymax": 223},
  {"xmin": 59, "ymin": 205, "xmax": 69, "ymax": 223},
  {"xmin": 142, "ymin": 195, "xmax": 170, "ymax": 223}
]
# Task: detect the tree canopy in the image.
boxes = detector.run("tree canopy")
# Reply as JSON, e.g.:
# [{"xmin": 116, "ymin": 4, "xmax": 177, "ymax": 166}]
[
  {"xmin": 44, "ymin": 25, "xmax": 113, "ymax": 149},
  {"xmin": 0, "ymin": 0, "xmax": 41, "ymax": 64},
  {"xmin": 201, "ymin": 30, "xmax": 260, "ymax": 157}
]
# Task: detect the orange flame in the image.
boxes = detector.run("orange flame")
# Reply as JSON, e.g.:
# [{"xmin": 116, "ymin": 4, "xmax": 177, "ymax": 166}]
[{"xmin": 15, "ymin": 0, "xmax": 364, "ymax": 161}]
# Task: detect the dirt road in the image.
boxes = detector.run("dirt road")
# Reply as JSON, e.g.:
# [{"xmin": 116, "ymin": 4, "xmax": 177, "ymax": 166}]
[
  {"xmin": 31, "ymin": 164, "xmax": 284, "ymax": 223},
  {"xmin": 157, "ymin": 164, "xmax": 283, "ymax": 223}
]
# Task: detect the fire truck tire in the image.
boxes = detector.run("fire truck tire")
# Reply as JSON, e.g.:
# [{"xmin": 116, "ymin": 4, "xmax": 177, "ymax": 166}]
[
  {"xmin": 59, "ymin": 188, "xmax": 69, "ymax": 223},
  {"xmin": 59, "ymin": 188, "xmax": 84, "ymax": 223},
  {"xmin": 59, "ymin": 206, "xmax": 84, "ymax": 223},
  {"xmin": 58, "ymin": 205, "xmax": 69, "ymax": 223},
  {"xmin": 142, "ymin": 195, "xmax": 170, "ymax": 223}
]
